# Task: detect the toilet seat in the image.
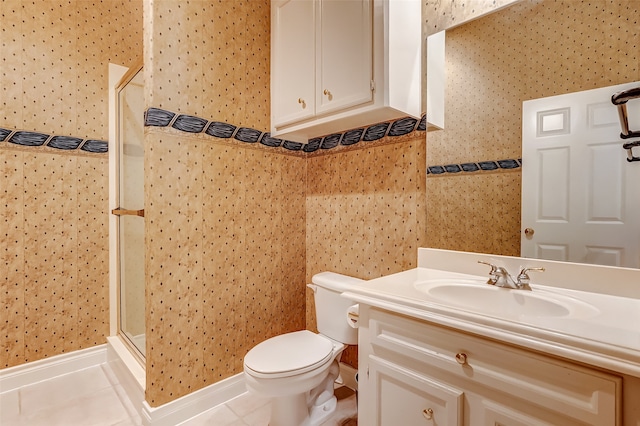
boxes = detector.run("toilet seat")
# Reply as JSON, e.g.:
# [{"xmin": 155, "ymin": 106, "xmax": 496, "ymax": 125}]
[{"xmin": 244, "ymin": 330, "xmax": 334, "ymax": 378}]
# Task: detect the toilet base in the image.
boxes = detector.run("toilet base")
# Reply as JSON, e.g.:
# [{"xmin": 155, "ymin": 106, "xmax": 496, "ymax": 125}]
[
  {"xmin": 270, "ymin": 393, "xmax": 338, "ymax": 426},
  {"xmin": 267, "ymin": 360, "xmax": 341, "ymax": 426},
  {"xmin": 271, "ymin": 394, "xmax": 308, "ymax": 426},
  {"xmin": 308, "ymin": 394, "xmax": 337, "ymax": 425}
]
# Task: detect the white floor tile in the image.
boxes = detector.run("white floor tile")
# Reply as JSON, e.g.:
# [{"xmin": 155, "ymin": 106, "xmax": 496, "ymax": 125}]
[
  {"xmin": 16, "ymin": 386, "xmax": 131, "ymax": 426},
  {"xmin": 225, "ymin": 392, "xmax": 270, "ymax": 418},
  {"xmin": 179, "ymin": 404, "xmax": 242, "ymax": 426},
  {"xmin": 112, "ymin": 383, "xmax": 141, "ymax": 420},
  {"xmin": 240, "ymin": 402, "xmax": 270, "ymax": 426},
  {"xmin": 0, "ymin": 389, "xmax": 20, "ymax": 419},
  {"xmin": 112, "ymin": 418, "xmax": 143, "ymax": 426},
  {"xmin": 19, "ymin": 366, "xmax": 112, "ymax": 415},
  {"xmin": 100, "ymin": 362, "xmax": 121, "ymax": 387}
]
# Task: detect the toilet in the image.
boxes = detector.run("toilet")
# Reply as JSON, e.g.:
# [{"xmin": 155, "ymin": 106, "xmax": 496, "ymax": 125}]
[{"xmin": 243, "ymin": 272, "xmax": 362, "ymax": 426}]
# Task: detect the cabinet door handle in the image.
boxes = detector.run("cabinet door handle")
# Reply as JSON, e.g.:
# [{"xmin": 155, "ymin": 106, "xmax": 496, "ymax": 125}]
[
  {"xmin": 422, "ymin": 408, "xmax": 433, "ymax": 420},
  {"xmin": 455, "ymin": 352, "xmax": 468, "ymax": 365},
  {"xmin": 323, "ymin": 89, "xmax": 332, "ymax": 100},
  {"xmin": 298, "ymin": 98, "xmax": 306, "ymax": 108}
]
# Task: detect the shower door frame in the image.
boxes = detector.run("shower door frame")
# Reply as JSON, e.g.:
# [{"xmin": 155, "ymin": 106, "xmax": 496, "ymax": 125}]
[{"xmin": 112, "ymin": 61, "xmax": 146, "ymax": 364}]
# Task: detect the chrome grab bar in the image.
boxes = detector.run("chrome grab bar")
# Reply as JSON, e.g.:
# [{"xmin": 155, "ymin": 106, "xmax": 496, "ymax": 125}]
[
  {"xmin": 612, "ymin": 87, "xmax": 640, "ymax": 140},
  {"xmin": 623, "ymin": 140, "xmax": 640, "ymax": 163}
]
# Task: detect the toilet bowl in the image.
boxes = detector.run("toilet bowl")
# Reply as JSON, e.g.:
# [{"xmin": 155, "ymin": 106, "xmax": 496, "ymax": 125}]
[{"xmin": 243, "ymin": 272, "xmax": 362, "ymax": 426}]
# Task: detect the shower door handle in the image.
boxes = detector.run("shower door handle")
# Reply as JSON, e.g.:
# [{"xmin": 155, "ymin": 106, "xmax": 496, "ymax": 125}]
[{"xmin": 111, "ymin": 208, "xmax": 145, "ymax": 217}]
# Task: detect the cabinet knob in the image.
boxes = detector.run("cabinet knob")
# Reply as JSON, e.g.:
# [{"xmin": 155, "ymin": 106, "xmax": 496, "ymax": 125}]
[
  {"xmin": 297, "ymin": 98, "xmax": 306, "ymax": 108},
  {"xmin": 422, "ymin": 408, "xmax": 433, "ymax": 420},
  {"xmin": 323, "ymin": 89, "xmax": 332, "ymax": 100},
  {"xmin": 455, "ymin": 352, "xmax": 468, "ymax": 365}
]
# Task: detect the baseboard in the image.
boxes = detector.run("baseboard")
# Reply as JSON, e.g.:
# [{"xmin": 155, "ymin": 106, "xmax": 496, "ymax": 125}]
[
  {"xmin": 141, "ymin": 373, "xmax": 246, "ymax": 426},
  {"xmin": 0, "ymin": 345, "xmax": 107, "ymax": 393},
  {"xmin": 339, "ymin": 362, "xmax": 359, "ymax": 391}
]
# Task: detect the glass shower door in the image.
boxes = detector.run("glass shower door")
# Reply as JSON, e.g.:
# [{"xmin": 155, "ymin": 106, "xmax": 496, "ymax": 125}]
[{"xmin": 114, "ymin": 66, "xmax": 145, "ymax": 357}]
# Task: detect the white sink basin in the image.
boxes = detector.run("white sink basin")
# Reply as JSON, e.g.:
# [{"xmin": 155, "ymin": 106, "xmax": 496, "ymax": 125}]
[{"xmin": 414, "ymin": 279, "xmax": 598, "ymax": 319}]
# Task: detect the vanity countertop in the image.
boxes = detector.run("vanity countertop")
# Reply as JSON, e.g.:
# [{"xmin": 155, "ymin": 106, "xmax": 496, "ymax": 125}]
[{"xmin": 343, "ymin": 260, "xmax": 640, "ymax": 378}]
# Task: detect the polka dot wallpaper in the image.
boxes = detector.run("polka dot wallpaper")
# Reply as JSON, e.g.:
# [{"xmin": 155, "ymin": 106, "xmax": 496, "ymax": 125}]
[
  {"xmin": 1, "ymin": 0, "xmax": 142, "ymax": 139},
  {"xmin": 2, "ymin": 148, "xmax": 112, "ymax": 367},
  {"xmin": 1, "ymin": 0, "xmax": 142, "ymax": 368}
]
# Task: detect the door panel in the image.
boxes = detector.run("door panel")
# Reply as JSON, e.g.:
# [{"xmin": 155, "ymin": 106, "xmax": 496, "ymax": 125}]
[
  {"xmin": 116, "ymin": 67, "xmax": 145, "ymax": 356},
  {"xmin": 522, "ymin": 82, "xmax": 640, "ymax": 268}
]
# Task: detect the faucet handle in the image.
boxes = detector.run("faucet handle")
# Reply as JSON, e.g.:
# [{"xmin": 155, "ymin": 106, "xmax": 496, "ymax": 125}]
[
  {"xmin": 478, "ymin": 260, "xmax": 498, "ymax": 285},
  {"xmin": 517, "ymin": 266, "xmax": 545, "ymax": 287},
  {"xmin": 478, "ymin": 260, "xmax": 497, "ymax": 273}
]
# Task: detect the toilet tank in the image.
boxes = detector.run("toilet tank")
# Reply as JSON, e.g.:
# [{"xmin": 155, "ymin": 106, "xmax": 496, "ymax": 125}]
[{"xmin": 310, "ymin": 272, "xmax": 362, "ymax": 345}]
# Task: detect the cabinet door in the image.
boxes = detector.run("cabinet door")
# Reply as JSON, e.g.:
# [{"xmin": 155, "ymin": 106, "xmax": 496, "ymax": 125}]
[
  {"xmin": 369, "ymin": 355, "xmax": 463, "ymax": 426},
  {"xmin": 467, "ymin": 395, "xmax": 594, "ymax": 426},
  {"xmin": 271, "ymin": 0, "xmax": 316, "ymax": 127},
  {"xmin": 316, "ymin": 0, "xmax": 372, "ymax": 116}
]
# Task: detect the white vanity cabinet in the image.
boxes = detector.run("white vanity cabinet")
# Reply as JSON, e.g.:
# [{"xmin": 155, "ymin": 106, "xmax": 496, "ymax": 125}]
[
  {"xmin": 358, "ymin": 306, "xmax": 622, "ymax": 425},
  {"xmin": 270, "ymin": 0, "xmax": 421, "ymax": 143}
]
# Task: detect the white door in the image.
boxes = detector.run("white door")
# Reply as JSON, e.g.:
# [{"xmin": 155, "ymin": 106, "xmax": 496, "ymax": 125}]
[{"xmin": 522, "ymin": 82, "xmax": 640, "ymax": 268}]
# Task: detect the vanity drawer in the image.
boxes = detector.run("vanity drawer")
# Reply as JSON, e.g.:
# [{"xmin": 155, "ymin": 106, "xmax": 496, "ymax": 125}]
[{"xmin": 367, "ymin": 307, "xmax": 621, "ymax": 425}]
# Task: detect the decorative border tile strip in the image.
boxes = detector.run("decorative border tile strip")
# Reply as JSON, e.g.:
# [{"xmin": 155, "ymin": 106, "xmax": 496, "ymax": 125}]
[
  {"xmin": 427, "ymin": 158, "xmax": 522, "ymax": 175},
  {"xmin": 144, "ymin": 107, "xmax": 427, "ymax": 153},
  {"xmin": 0, "ymin": 127, "xmax": 108, "ymax": 153},
  {"xmin": 1, "ymin": 108, "xmax": 426, "ymax": 156}
]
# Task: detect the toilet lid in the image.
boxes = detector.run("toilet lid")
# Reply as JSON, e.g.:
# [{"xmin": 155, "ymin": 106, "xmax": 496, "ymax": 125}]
[{"xmin": 244, "ymin": 330, "xmax": 334, "ymax": 376}]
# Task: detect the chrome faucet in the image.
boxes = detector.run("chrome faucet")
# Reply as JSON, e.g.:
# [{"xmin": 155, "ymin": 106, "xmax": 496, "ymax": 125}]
[{"xmin": 478, "ymin": 261, "xmax": 544, "ymax": 290}]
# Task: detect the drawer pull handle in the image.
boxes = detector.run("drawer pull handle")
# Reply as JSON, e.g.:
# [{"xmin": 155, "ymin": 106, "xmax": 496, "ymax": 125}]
[
  {"xmin": 455, "ymin": 352, "xmax": 468, "ymax": 365},
  {"xmin": 422, "ymin": 408, "xmax": 433, "ymax": 420}
]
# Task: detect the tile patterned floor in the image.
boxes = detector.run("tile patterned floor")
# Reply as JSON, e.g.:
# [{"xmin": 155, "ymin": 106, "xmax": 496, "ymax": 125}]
[
  {"xmin": 0, "ymin": 365, "xmax": 140, "ymax": 426},
  {"xmin": 0, "ymin": 364, "xmax": 357, "ymax": 426}
]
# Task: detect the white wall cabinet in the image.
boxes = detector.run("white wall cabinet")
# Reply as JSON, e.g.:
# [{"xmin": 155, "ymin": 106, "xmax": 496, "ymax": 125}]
[
  {"xmin": 271, "ymin": 0, "xmax": 421, "ymax": 143},
  {"xmin": 358, "ymin": 306, "xmax": 622, "ymax": 425},
  {"xmin": 271, "ymin": 0, "xmax": 316, "ymax": 127}
]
